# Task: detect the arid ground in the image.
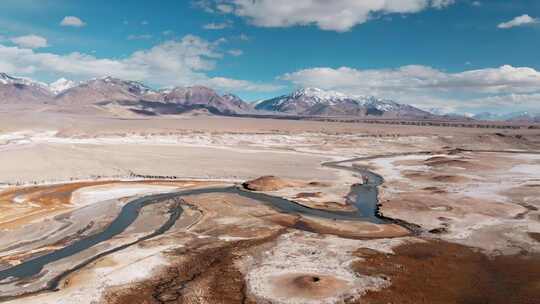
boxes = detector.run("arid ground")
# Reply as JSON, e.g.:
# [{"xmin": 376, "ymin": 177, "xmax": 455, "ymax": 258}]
[{"xmin": 1, "ymin": 110, "xmax": 539, "ymax": 304}]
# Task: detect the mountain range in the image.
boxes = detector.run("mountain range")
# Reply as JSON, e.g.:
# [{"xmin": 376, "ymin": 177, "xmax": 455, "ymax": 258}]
[
  {"xmin": 0, "ymin": 73, "xmax": 538, "ymax": 123},
  {"xmin": 0, "ymin": 73, "xmax": 254, "ymax": 116},
  {"xmin": 473, "ymin": 112, "xmax": 540, "ymax": 123},
  {"xmin": 255, "ymin": 87, "xmax": 432, "ymax": 118}
]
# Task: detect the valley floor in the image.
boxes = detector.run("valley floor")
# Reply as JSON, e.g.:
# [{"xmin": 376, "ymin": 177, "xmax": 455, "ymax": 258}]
[{"xmin": 0, "ymin": 112, "xmax": 539, "ymax": 303}]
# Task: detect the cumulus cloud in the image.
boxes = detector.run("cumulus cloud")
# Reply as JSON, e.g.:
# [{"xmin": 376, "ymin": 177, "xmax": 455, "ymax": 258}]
[
  {"xmin": 465, "ymin": 93, "xmax": 540, "ymax": 110},
  {"xmin": 127, "ymin": 34, "xmax": 153, "ymax": 40},
  {"xmin": 281, "ymin": 65, "xmax": 540, "ymax": 113},
  {"xmin": 10, "ymin": 35, "xmax": 48, "ymax": 49},
  {"xmin": 206, "ymin": 77, "xmax": 280, "ymax": 92},
  {"xmin": 203, "ymin": 21, "xmax": 232, "ymax": 30},
  {"xmin": 227, "ymin": 49, "xmax": 243, "ymax": 56},
  {"xmin": 216, "ymin": 4, "xmax": 234, "ymax": 13},
  {"xmin": 238, "ymin": 33, "xmax": 250, "ymax": 41},
  {"xmin": 199, "ymin": 0, "xmax": 455, "ymax": 32},
  {"xmin": 498, "ymin": 14, "xmax": 538, "ymax": 29},
  {"xmin": 0, "ymin": 35, "xmax": 279, "ymax": 92},
  {"xmin": 431, "ymin": 0, "xmax": 455, "ymax": 9},
  {"xmin": 60, "ymin": 16, "xmax": 86, "ymax": 27},
  {"xmin": 281, "ymin": 65, "xmax": 540, "ymax": 95},
  {"xmin": 425, "ymin": 93, "xmax": 540, "ymax": 114}
]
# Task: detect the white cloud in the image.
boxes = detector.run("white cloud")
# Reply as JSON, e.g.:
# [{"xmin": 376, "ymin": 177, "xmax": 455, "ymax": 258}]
[
  {"xmin": 201, "ymin": 0, "xmax": 455, "ymax": 32},
  {"xmin": 127, "ymin": 34, "xmax": 153, "ymax": 40},
  {"xmin": 206, "ymin": 77, "xmax": 281, "ymax": 92},
  {"xmin": 203, "ymin": 21, "xmax": 231, "ymax": 30},
  {"xmin": 281, "ymin": 65, "xmax": 540, "ymax": 113},
  {"xmin": 465, "ymin": 93, "xmax": 540, "ymax": 110},
  {"xmin": 431, "ymin": 0, "xmax": 455, "ymax": 9},
  {"xmin": 281, "ymin": 65, "xmax": 540, "ymax": 95},
  {"xmin": 424, "ymin": 93, "xmax": 540, "ymax": 114},
  {"xmin": 10, "ymin": 35, "xmax": 48, "ymax": 48},
  {"xmin": 238, "ymin": 33, "xmax": 250, "ymax": 41},
  {"xmin": 194, "ymin": 0, "xmax": 217, "ymax": 13},
  {"xmin": 227, "ymin": 49, "xmax": 243, "ymax": 56},
  {"xmin": 0, "ymin": 35, "xmax": 278, "ymax": 93},
  {"xmin": 60, "ymin": 16, "xmax": 86, "ymax": 27},
  {"xmin": 498, "ymin": 14, "xmax": 539, "ymax": 29},
  {"xmin": 216, "ymin": 4, "xmax": 234, "ymax": 13}
]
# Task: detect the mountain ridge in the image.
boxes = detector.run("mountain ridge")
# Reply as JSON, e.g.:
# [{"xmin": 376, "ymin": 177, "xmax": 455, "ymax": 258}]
[
  {"xmin": 1, "ymin": 73, "xmax": 537, "ymax": 123},
  {"xmin": 255, "ymin": 87, "xmax": 433, "ymax": 119}
]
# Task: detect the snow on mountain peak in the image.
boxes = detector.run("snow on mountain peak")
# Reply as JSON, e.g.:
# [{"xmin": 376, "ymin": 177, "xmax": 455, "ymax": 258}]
[
  {"xmin": 0, "ymin": 73, "xmax": 17, "ymax": 84},
  {"xmin": 49, "ymin": 78, "xmax": 77, "ymax": 94},
  {"xmin": 0, "ymin": 73, "xmax": 49, "ymax": 89},
  {"xmin": 253, "ymin": 86, "xmax": 427, "ymax": 117},
  {"xmin": 288, "ymin": 87, "xmax": 397, "ymax": 108},
  {"xmin": 292, "ymin": 87, "xmax": 350, "ymax": 101}
]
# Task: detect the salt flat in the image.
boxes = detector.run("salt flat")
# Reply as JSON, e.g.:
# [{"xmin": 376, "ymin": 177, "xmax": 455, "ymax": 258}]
[{"xmin": 1, "ymin": 113, "xmax": 540, "ymax": 304}]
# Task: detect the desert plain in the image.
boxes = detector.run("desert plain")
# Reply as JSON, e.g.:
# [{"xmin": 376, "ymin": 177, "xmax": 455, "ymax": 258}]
[{"xmin": 1, "ymin": 109, "xmax": 540, "ymax": 304}]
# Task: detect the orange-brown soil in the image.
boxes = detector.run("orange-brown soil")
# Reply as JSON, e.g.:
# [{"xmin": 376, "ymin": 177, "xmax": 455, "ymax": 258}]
[
  {"xmin": 105, "ymin": 232, "xmax": 283, "ymax": 304},
  {"xmin": 403, "ymin": 171, "xmax": 470, "ymax": 183},
  {"xmin": 242, "ymin": 176, "xmax": 330, "ymax": 192},
  {"xmin": 0, "ymin": 180, "xmax": 215, "ymax": 229},
  {"xmin": 294, "ymin": 192, "xmax": 323, "ymax": 198},
  {"xmin": 352, "ymin": 240, "xmax": 540, "ymax": 304},
  {"xmin": 295, "ymin": 218, "xmax": 410, "ymax": 239},
  {"xmin": 242, "ymin": 175, "xmax": 301, "ymax": 191},
  {"xmin": 0, "ymin": 181, "xmax": 110, "ymax": 229}
]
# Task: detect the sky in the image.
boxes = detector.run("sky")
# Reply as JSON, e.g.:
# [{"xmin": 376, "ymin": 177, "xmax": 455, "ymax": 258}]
[{"xmin": 0, "ymin": 0, "xmax": 539, "ymax": 115}]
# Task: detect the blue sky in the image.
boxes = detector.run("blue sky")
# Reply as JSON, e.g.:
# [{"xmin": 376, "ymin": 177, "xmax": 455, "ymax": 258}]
[{"xmin": 0, "ymin": 0, "xmax": 539, "ymax": 114}]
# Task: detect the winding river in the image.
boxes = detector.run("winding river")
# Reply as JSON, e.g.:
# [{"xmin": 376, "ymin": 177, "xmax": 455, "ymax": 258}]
[{"xmin": 0, "ymin": 154, "xmax": 403, "ymax": 300}]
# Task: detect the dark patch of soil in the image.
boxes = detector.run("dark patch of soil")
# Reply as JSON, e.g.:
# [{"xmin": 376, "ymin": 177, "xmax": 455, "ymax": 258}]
[
  {"xmin": 432, "ymin": 175, "xmax": 469, "ymax": 183},
  {"xmin": 295, "ymin": 192, "xmax": 323, "ymax": 198},
  {"xmin": 529, "ymin": 232, "xmax": 540, "ymax": 242},
  {"xmin": 242, "ymin": 175, "xmax": 293, "ymax": 191},
  {"xmin": 106, "ymin": 232, "xmax": 283, "ymax": 304},
  {"xmin": 308, "ymin": 181, "xmax": 331, "ymax": 187},
  {"xmin": 428, "ymin": 227, "xmax": 448, "ymax": 234},
  {"xmin": 425, "ymin": 158, "xmax": 470, "ymax": 168},
  {"xmin": 422, "ymin": 186, "xmax": 447, "ymax": 194},
  {"xmin": 351, "ymin": 240, "xmax": 540, "ymax": 304}
]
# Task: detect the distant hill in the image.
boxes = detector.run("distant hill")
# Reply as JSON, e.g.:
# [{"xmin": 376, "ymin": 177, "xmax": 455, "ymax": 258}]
[
  {"xmin": 2, "ymin": 73, "xmax": 536, "ymax": 123},
  {"xmin": 0, "ymin": 73, "xmax": 252, "ymax": 116},
  {"xmin": 0, "ymin": 73, "xmax": 53, "ymax": 104},
  {"xmin": 255, "ymin": 88, "xmax": 433, "ymax": 119},
  {"xmin": 473, "ymin": 112, "xmax": 540, "ymax": 123}
]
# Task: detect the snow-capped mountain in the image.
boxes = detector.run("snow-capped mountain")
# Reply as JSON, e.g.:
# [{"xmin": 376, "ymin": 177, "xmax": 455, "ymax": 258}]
[
  {"xmin": 0, "ymin": 73, "xmax": 53, "ymax": 104},
  {"xmin": 54, "ymin": 76, "xmax": 157, "ymax": 105},
  {"xmin": 0, "ymin": 73, "xmax": 49, "ymax": 88},
  {"xmin": 49, "ymin": 78, "xmax": 77, "ymax": 95},
  {"xmin": 0, "ymin": 73, "xmax": 21, "ymax": 85},
  {"xmin": 6, "ymin": 73, "xmax": 518, "ymax": 121},
  {"xmin": 222, "ymin": 93, "xmax": 253, "ymax": 112},
  {"xmin": 255, "ymin": 87, "xmax": 432, "ymax": 118},
  {"xmin": 425, "ymin": 108, "xmax": 475, "ymax": 121},
  {"xmin": 155, "ymin": 86, "xmax": 252, "ymax": 115}
]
